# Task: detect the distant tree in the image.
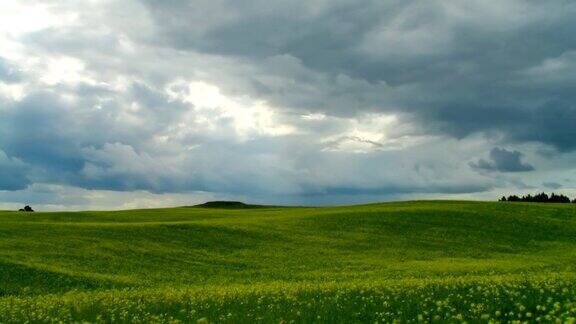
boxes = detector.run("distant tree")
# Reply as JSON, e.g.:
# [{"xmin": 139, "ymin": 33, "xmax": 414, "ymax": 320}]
[
  {"xmin": 501, "ymin": 192, "xmax": 572, "ymax": 203},
  {"xmin": 549, "ymin": 193, "xmax": 570, "ymax": 203},
  {"xmin": 532, "ymin": 192, "xmax": 549, "ymax": 203},
  {"xmin": 507, "ymin": 195, "xmax": 521, "ymax": 202},
  {"xmin": 522, "ymin": 194, "xmax": 534, "ymax": 202},
  {"xmin": 23, "ymin": 206, "xmax": 34, "ymax": 212}
]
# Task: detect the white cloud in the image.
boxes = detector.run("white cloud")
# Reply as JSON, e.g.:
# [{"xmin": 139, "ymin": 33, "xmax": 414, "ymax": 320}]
[
  {"xmin": 40, "ymin": 56, "xmax": 88, "ymax": 85},
  {"xmin": 0, "ymin": 1, "xmax": 75, "ymax": 36},
  {"xmin": 167, "ymin": 80, "xmax": 297, "ymax": 139}
]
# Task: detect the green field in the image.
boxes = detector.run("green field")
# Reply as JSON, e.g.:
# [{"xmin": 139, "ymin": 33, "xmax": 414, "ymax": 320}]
[{"xmin": 0, "ymin": 201, "xmax": 575, "ymax": 323}]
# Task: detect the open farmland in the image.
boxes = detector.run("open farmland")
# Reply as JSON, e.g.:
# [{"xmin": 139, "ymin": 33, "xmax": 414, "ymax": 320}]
[{"xmin": 0, "ymin": 201, "xmax": 575, "ymax": 323}]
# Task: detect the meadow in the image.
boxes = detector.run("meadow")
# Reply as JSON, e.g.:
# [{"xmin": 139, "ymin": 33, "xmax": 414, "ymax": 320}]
[{"xmin": 0, "ymin": 201, "xmax": 575, "ymax": 323}]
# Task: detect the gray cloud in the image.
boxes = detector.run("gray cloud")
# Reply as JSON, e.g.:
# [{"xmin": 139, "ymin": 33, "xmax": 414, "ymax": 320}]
[
  {"xmin": 1, "ymin": 0, "xmax": 576, "ymax": 209},
  {"xmin": 137, "ymin": 0, "xmax": 576, "ymax": 151},
  {"xmin": 0, "ymin": 83, "xmax": 494, "ymax": 197},
  {"xmin": 543, "ymin": 182, "xmax": 562, "ymax": 190},
  {"xmin": 0, "ymin": 150, "xmax": 30, "ymax": 190},
  {"xmin": 471, "ymin": 148, "xmax": 534, "ymax": 173}
]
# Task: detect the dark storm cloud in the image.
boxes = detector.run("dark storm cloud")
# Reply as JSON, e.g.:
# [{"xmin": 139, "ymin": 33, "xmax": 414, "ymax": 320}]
[
  {"xmin": 2, "ymin": 0, "xmax": 576, "ymax": 208},
  {"xmin": 0, "ymin": 151, "xmax": 30, "ymax": 191},
  {"xmin": 139, "ymin": 0, "xmax": 576, "ymax": 151},
  {"xmin": 511, "ymin": 101, "xmax": 576, "ymax": 152},
  {"xmin": 0, "ymin": 93, "xmax": 85, "ymax": 177},
  {"xmin": 470, "ymin": 148, "xmax": 534, "ymax": 173},
  {"xmin": 143, "ymin": 0, "xmax": 384, "ymax": 60},
  {"xmin": 0, "ymin": 84, "xmax": 194, "ymax": 192}
]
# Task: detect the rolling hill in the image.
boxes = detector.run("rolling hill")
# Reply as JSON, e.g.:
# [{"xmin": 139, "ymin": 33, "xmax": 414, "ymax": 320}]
[{"xmin": 0, "ymin": 200, "xmax": 575, "ymax": 322}]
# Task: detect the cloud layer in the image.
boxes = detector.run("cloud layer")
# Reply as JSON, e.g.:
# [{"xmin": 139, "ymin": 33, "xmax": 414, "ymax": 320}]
[
  {"xmin": 1, "ymin": 0, "xmax": 576, "ymax": 210},
  {"xmin": 471, "ymin": 148, "xmax": 534, "ymax": 173}
]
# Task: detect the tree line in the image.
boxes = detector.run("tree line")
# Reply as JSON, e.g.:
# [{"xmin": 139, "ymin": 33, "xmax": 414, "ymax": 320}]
[{"xmin": 499, "ymin": 192, "xmax": 575, "ymax": 203}]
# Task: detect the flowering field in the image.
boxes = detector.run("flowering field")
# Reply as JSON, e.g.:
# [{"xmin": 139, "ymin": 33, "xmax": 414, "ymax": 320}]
[
  {"xmin": 1, "ymin": 275, "xmax": 575, "ymax": 323},
  {"xmin": 0, "ymin": 201, "xmax": 575, "ymax": 322}
]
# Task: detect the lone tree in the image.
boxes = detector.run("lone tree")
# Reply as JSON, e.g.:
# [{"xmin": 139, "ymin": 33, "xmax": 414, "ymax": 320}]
[{"xmin": 20, "ymin": 206, "xmax": 34, "ymax": 212}]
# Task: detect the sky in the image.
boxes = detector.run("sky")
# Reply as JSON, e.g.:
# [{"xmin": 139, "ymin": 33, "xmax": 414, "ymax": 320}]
[{"xmin": 1, "ymin": 0, "xmax": 576, "ymax": 210}]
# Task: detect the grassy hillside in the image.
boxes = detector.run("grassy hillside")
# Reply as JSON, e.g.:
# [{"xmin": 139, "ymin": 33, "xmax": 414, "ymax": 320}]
[{"xmin": 0, "ymin": 201, "xmax": 575, "ymax": 322}]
